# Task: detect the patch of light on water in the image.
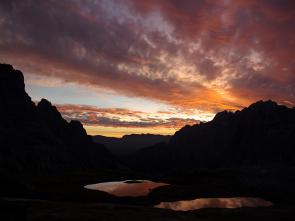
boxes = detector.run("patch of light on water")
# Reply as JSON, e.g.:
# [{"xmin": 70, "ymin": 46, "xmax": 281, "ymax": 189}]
[
  {"xmin": 154, "ymin": 197, "xmax": 273, "ymax": 211},
  {"xmin": 84, "ymin": 180, "xmax": 169, "ymax": 197}
]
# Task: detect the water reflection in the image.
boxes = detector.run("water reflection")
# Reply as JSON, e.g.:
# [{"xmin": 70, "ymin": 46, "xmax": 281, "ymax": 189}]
[
  {"xmin": 155, "ymin": 197, "xmax": 273, "ymax": 211},
  {"xmin": 85, "ymin": 180, "xmax": 169, "ymax": 197}
]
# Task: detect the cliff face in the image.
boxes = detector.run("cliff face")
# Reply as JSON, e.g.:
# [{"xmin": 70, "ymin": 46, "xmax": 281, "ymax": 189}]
[
  {"xmin": 0, "ymin": 64, "xmax": 119, "ymax": 173},
  {"xmin": 128, "ymin": 100, "xmax": 295, "ymax": 172}
]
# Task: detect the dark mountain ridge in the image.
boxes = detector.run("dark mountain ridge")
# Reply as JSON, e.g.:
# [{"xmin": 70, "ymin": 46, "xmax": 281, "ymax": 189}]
[
  {"xmin": 0, "ymin": 63, "xmax": 119, "ymax": 173},
  {"xmin": 2, "ymin": 62, "xmax": 295, "ymax": 176},
  {"xmin": 2, "ymin": 64, "xmax": 295, "ymax": 221},
  {"xmin": 92, "ymin": 134, "xmax": 171, "ymax": 156},
  {"xmin": 128, "ymin": 100, "xmax": 295, "ymax": 172}
]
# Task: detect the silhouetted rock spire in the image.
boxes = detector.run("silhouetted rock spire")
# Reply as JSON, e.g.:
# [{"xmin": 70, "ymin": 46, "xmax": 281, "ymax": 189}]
[{"xmin": 0, "ymin": 64, "xmax": 34, "ymax": 113}]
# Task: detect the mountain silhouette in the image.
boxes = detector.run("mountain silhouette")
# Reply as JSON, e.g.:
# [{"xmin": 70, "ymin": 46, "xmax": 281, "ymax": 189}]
[
  {"xmin": 2, "ymin": 63, "xmax": 295, "ymax": 175},
  {"xmin": 127, "ymin": 100, "xmax": 295, "ymax": 172},
  {"xmin": 1, "ymin": 63, "xmax": 295, "ymax": 221},
  {"xmin": 92, "ymin": 134, "xmax": 171, "ymax": 156},
  {"xmin": 0, "ymin": 64, "xmax": 119, "ymax": 173}
]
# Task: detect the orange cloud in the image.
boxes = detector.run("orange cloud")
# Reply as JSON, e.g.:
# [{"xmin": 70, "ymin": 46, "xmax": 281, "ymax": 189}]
[
  {"xmin": 55, "ymin": 103, "xmax": 199, "ymax": 130},
  {"xmin": 0, "ymin": 0, "xmax": 294, "ymax": 114}
]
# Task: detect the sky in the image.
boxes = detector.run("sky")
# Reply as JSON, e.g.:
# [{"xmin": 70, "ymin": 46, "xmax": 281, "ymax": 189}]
[{"xmin": 0, "ymin": 0, "xmax": 294, "ymax": 137}]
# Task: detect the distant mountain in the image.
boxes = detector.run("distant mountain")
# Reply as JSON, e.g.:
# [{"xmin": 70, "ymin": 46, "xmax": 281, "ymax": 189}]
[
  {"xmin": 92, "ymin": 134, "xmax": 171, "ymax": 156},
  {"xmin": 127, "ymin": 100, "xmax": 295, "ymax": 173},
  {"xmin": 0, "ymin": 64, "xmax": 119, "ymax": 173}
]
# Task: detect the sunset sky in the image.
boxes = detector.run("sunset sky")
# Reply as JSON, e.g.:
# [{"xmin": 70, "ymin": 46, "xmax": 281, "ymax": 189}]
[{"xmin": 0, "ymin": 0, "xmax": 294, "ymax": 137}]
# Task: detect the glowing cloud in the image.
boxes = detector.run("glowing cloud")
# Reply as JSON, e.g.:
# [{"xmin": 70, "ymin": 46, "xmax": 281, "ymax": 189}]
[{"xmin": 0, "ymin": 0, "xmax": 294, "ymax": 135}]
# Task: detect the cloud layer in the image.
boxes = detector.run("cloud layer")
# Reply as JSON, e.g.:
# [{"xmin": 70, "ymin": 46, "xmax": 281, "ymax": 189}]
[
  {"xmin": 56, "ymin": 104, "xmax": 199, "ymax": 130},
  {"xmin": 0, "ymin": 0, "xmax": 294, "ymax": 114}
]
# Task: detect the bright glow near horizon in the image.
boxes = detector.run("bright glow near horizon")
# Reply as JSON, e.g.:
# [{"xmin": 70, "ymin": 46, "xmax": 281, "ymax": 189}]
[{"xmin": 0, "ymin": 0, "xmax": 294, "ymax": 137}]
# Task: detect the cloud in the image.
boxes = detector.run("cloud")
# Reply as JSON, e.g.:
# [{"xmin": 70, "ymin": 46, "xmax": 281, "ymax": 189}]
[
  {"xmin": 0, "ymin": 0, "xmax": 294, "ymax": 113},
  {"xmin": 56, "ymin": 103, "xmax": 199, "ymax": 129},
  {"xmin": 57, "ymin": 104, "xmax": 145, "ymax": 118}
]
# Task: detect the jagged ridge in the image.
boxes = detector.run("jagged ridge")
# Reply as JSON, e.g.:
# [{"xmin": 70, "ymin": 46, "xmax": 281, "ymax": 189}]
[
  {"xmin": 128, "ymin": 100, "xmax": 295, "ymax": 172},
  {"xmin": 0, "ymin": 64, "xmax": 119, "ymax": 172}
]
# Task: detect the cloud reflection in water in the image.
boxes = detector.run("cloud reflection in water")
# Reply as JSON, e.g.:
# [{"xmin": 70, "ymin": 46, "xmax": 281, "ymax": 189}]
[
  {"xmin": 155, "ymin": 197, "xmax": 273, "ymax": 211},
  {"xmin": 85, "ymin": 180, "xmax": 169, "ymax": 197}
]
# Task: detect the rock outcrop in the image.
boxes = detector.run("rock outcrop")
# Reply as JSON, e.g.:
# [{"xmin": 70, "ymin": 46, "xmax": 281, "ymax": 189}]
[{"xmin": 0, "ymin": 64, "xmax": 119, "ymax": 173}]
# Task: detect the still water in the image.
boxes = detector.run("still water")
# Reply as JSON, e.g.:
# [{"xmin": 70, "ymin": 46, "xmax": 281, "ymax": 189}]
[
  {"xmin": 85, "ymin": 181, "xmax": 272, "ymax": 211},
  {"xmin": 155, "ymin": 197, "xmax": 273, "ymax": 211},
  {"xmin": 84, "ymin": 180, "xmax": 169, "ymax": 197}
]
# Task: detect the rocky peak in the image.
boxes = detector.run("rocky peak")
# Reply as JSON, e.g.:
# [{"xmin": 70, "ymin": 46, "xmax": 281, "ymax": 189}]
[
  {"xmin": 69, "ymin": 120, "xmax": 87, "ymax": 137},
  {"xmin": 0, "ymin": 63, "xmax": 34, "ymax": 116},
  {"xmin": 38, "ymin": 98, "xmax": 53, "ymax": 108},
  {"xmin": 246, "ymin": 100, "xmax": 279, "ymax": 111},
  {"xmin": 37, "ymin": 99, "xmax": 65, "ymax": 123},
  {"xmin": 129, "ymin": 99, "xmax": 295, "ymax": 172},
  {"xmin": 0, "ymin": 64, "xmax": 25, "ymax": 90},
  {"xmin": 212, "ymin": 110, "xmax": 235, "ymax": 124},
  {"xmin": 0, "ymin": 63, "xmax": 120, "ymax": 171}
]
